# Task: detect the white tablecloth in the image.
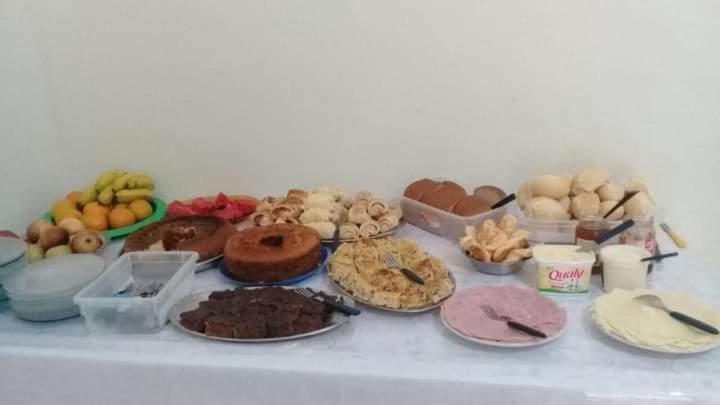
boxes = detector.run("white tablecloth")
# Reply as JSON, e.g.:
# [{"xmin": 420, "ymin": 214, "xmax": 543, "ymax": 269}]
[{"xmin": 0, "ymin": 225, "xmax": 718, "ymax": 405}]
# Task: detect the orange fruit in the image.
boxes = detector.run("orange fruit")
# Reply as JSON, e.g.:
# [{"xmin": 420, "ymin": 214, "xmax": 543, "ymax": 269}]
[
  {"xmin": 129, "ymin": 200, "xmax": 153, "ymax": 221},
  {"xmin": 83, "ymin": 202, "xmax": 111, "ymax": 217},
  {"xmin": 108, "ymin": 207, "xmax": 136, "ymax": 229},
  {"xmin": 82, "ymin": 213, "xmax": 108, "ymax": 231},
  {"xmin": 113, "ymin": 203, "xmax": 128, "ymax": 210},
  {"xmin": 65, "ymin": 191, "xmax": 81, "ymax": 205},
  {"xmin": 51, "ymin": 199, "xmax": 76, "ymax": 218},
  {"xmin": 54, "ymin": 208, "xmax": 82, "ymax": 224}
]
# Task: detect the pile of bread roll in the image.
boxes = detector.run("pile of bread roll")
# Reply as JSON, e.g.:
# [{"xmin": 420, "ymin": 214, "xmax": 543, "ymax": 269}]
[
  {"xmin": 459, "ymin": 215, "xmax": 532, "ymax": 263},
  {"xmin": 250, "ymin": 187, "xmax": 402, "ymax": 239},
  {"xmin": 404, "ymin": 178, "xmax": 507, "ymax": 216},
  {"xmin": 518, "ymin": 168, "xmax": 654, "ymax": 221}
]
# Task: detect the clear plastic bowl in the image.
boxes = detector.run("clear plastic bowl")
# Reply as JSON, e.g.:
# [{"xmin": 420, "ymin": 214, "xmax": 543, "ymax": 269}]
[
  {"xmin": 74, "ymin": 251, "xmax": 198, "ymax": 334},
  {"xmin": 3, "ymin": 254, "xmax": 105, "ymax": 321}
]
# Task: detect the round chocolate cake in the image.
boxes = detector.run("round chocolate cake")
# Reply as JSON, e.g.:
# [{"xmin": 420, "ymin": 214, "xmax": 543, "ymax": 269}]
[
  {"xmin": 223, "ymin": 223, "xmax": 321, "ymax": 282},
  {"xmin": 123, "ymin": 215, "xmax": 236, "ymax": 261}
]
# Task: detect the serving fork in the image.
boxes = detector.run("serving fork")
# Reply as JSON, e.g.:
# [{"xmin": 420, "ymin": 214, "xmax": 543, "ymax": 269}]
[
  {"xmin": 480, "ymin": 304, "xmax": 547, "ymax": 339},
  {"xmin": 294, "ymin": 288, "xmax": 361, "ymax": 316},
  {"xmin": 382, "ymin": 253, "xmax": 425, "ymax": 285}
]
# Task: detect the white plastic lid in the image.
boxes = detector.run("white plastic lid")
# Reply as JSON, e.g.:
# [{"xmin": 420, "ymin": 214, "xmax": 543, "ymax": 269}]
[
  {"xmin": 3, "ymin": 254, "xmax": 105, "ymax": 298},
  {"xmin": 0, "ymin": 237, "xmax": 26, "ymax": 266}
]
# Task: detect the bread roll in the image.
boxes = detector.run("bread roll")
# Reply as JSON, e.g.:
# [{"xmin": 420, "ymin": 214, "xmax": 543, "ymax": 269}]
[
  {"xmin": 517, "ymin": 182, "xmax": 533, "ymax": 210},
  {"xmin": 597, "ymin": 183, "xmax": 625, "ymax": 202},
  {"xmin": 473, "ymin": 185, "xmax": 506, "ymax": 206},
  {"xmin": 452, "ymin": 196, "xmax": 491, "ymax": 217},
  {"xmin": 571, "ymin": 192, "xmax": 601, "ymax": 219},
  {"xmin": 531, "ymin": 175, "xmax": 571, "ymax": 199},
  {"xmin": 527, "ymin": 197, "xmax": 571, "ymax": 220},
  {"xmin": 305, "ymin": 193, "xmax": 336, "ymax": 210},
  {"xmin": 557, "ymin": 196, "xmax": 571, "ymax": 212},
  {"xmin": 378, "ymin": 214, "xmax": 400, "ymax": 233},
  {"xmin": 420, "ymin": 188, "xmax": 466, "ymax": 212},
  {"xmin": 403, "ymin": 178, "xmax": 440, "ymax": 200},
  {"xmin": 624, "ymin": 191, "xmax": 653, "ymax": 217},
  {"xmin": 572, "ymin": 168, "xmax": 609, "ymax": 194},
  {"xmin": 439, "ymin": 181, "xmax": 466, "ymax": 195},
  {"xmin": 599, "ymin": 200, "xmax": 624, "ymax": 221},
  {"xmin": 304, "ymin": 222, "xmax": 337, "ymax": 239},
  {"xmin": 299, "ymin": 208, "xmax": 333, "ymax": 224},
  {"xmin": 624, "ymin": 176, "xmax": 650, "ymax": 194}
]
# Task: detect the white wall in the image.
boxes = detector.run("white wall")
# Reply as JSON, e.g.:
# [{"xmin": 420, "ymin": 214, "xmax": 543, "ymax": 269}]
[{"xmin": 1, "ymin": 1, "xmax": 718, "ymax": 258}]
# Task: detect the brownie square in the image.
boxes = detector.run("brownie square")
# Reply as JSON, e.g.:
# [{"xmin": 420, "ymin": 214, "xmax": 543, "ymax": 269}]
[
  {"xmin": 293, "ymin": 314, "xmax": 324, "ymax": 334},
  {"xmin": 204, "ymin": 316, "xmax": 236, "ymax": 338},
  {"xmin": 179, "ymin": 307, "xmax": 211, "ymax": 333},
  {"xmin": 233, "ymin": 317, "xmax": 267, "ymax": 339}
]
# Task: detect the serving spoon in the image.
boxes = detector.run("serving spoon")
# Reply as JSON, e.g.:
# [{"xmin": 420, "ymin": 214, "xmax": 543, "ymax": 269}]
[{"xmin": 633, "ymin": 294, "xmax": 719, "ymax": 335}]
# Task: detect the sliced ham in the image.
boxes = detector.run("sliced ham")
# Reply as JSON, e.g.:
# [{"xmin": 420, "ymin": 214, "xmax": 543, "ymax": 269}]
[{"xmin": 441, "ymin": 286, "xmax": 566, "ymax": 343}]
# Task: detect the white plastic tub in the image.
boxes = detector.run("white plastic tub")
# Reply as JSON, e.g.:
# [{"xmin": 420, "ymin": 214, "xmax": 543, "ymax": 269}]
[
  {"xmin": 74, "ymin": 251, "xmax": 198, "ymax": 333},
  {"xmin": 599, "ymin": 245, "xmax": 651, "ymax": 292},
  {"xmin": 401, "ymin": 196, "xmax": 507, "ymax": 241}
]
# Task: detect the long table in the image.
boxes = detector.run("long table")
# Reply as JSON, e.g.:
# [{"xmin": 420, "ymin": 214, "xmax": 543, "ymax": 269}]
[{"xmin": 0, "ymin": 225, "xmax": 718, "ymax": 405}]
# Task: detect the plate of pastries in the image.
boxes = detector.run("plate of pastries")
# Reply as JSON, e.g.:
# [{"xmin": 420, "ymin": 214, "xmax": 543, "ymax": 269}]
[{"xmin": 250, "ymin": 187, "xmax": 403, "ymax": 242}]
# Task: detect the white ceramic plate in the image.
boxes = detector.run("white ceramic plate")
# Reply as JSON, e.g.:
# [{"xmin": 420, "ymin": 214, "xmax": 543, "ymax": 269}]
[
  {"xmin": 327, "ymin": 271, "xmax": 456, "ymax": 314},
  {"xmin": 589, "ymin": 307, "xmax": 720, "ymax": 354},
  {"xmin": 440, "ymin": 311, "xmax": 567, "ymax": 348},
  {"xmin": 168, "ymin": 287, "xmax": 354, "ymax": 343},
  {"xmin": 195, "ymin": 255, "xmax": 222, "ymax": 272}
]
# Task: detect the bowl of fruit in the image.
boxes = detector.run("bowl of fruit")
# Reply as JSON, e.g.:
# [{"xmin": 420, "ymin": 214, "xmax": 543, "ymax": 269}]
[{"xmin": 39, "ymin": 169, "xmax": 167, "ymax": 240}]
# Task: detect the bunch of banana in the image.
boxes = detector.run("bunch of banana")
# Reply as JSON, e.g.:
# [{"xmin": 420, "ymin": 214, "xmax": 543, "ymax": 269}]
[{"xmin": 77, "ymin": 170, "xmax": 156, "ymax": 206}]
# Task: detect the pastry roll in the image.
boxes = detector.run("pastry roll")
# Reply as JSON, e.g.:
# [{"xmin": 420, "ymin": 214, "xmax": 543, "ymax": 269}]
[
  {"xmin": 287, "ymin": 189, "xmax": 308, "ymax": 200},
  {"xmin": 388, "ymin": 205, "xmax": 402, "ymax": 219},
  {"xmin": 299, "ymin": 207, "xmax": 333, "ymax": 224},
  {"xmin": 348, "ymin": 206, "xmax": 371, "ymax": 225},
  {"xmin": 251, "ymin": 211, "xmax": 273, "ymax": 226},
  {"xmin": 367, "ymin": 199, "xmax": 389, "ymax": 219},
  {"xmin": 304, "ymin": 222, "xmax": 337, "ymax": 239},
  {"xmin": 305, "ymin": 193, "xmax": 336, "ymax": 210},
  {"xmin": 271, "ymin": 204, "xmax": 300, "ymax": 219},
  {"xmin": 354, "ymin": 191, "xmax": 373, "ymax": 206},
  {"xmin": 335, "ymin": 206, "xmax": 349, "ymax": 224},
  {"xmin": 275, "ymin": 217, "xmax": 300, "ymax": 225},
  {"xmin": 339, "ymin": 223, "xmax": 360, "ymax": 239},
  {"xmin": 359, "ymin": 220, "xmax": 380, "ymax": 238},
  {"xmin": 257, "ymin": 197, "xmax": 278, "ymax": 213},
  {"xmin": 378, "ymin": 214, "xmax": 400, "ymax": 233}
]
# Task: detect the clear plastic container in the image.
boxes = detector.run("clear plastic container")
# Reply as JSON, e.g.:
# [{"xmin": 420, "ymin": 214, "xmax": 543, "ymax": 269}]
[
  {"xmin": 0, "ymin": 236, "xmax": 28, "ymax": 301},
  {"xmin": 517, "ymin": 210, "xmax": 623, "ymax": 245},
  {"xmin": 74, "ymin": 251, "xmax": 198, "ymax": 334},
  {"xmin": 401, "ymin": 196, "xmax": 507, "ymax": 241}
]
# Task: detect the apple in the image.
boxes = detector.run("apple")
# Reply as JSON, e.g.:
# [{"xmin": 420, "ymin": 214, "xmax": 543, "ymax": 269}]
[
  {"xmin": 26, "ymin": 244, "xmax": 45, "ymax": 263},
  {"xmin": 44, "ymin": 245, "xmax": 72, "ymax": 258},
  {"xmin": 70, "ymin": 230, "xmax": 103, "ymax": 254},
  {"xmin": 38, "ymin": 226, "xmax": 69, "ymax": 250},
  {"xmin": 26, "ymin": 220, "xmax": 51, "ymax": 243}
]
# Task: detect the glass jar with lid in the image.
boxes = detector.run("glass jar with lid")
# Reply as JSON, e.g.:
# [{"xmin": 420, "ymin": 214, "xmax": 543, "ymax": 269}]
[{"xmin": 575, "ymin": 215, "xmax": 610, "ymax": 275}]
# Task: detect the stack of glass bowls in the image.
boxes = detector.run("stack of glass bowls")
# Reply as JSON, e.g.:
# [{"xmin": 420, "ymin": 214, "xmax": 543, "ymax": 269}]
[
  {"xmin": 3, "ymin": 254, "xmax": 105, "ymax": 321},
  {"xmin": 0, "ymin": 236, "xmax": 28, "ymax": 301}
]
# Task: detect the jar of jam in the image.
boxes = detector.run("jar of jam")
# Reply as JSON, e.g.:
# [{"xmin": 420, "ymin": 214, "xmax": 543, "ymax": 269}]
[{"xmin": 575, "ymin": 216, "xmax": 610, "ymax": 274}]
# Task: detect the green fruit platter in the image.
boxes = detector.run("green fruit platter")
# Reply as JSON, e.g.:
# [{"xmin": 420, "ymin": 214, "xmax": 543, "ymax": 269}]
[
  {"xmin": 37, "ymin": 169, "xmax": 168, "ymax": 240},
  {"xmin": 41, "ymin": 197, "xmax": 167, "ymax": 239}
]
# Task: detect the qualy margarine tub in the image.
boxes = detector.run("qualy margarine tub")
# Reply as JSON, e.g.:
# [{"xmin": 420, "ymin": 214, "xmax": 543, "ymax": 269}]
[{"xmin": 532, "ymin": 245, "xmax": 595, "ymax": 294}]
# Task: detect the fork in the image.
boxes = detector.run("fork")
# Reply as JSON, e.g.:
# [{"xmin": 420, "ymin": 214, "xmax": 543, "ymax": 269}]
[
  {"xmin": 382, "ymin": 253, "xmax": 425, "ymax": 285},
  {"xmin": 480, "ymin": 304, "xmax": 547, "ymax": 338},
  {"xmin": 294, "ymin": 288, "xmax": 361, "ymax": 316}
]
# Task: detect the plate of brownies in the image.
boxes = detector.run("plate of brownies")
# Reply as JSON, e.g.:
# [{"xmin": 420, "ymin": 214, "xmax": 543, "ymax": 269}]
[{"xmin": 168, "ymin": 286, "xmax": 355, "ymax": 342}]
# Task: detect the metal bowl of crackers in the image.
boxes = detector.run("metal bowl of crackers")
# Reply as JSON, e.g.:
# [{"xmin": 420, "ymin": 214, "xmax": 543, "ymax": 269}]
[{"xmin": 462, "ymin": 250, "xmax": 529, "ymax": 276}]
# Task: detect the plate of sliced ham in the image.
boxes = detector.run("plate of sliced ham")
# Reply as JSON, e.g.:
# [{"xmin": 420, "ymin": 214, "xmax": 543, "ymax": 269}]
[{"xmin": 440, "ymin": 286, "xmax": 567, "ymax": 348}]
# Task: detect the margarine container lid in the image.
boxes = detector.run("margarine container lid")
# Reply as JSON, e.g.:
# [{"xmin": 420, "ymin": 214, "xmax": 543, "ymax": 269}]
[{"xmin": 3, "ymin": 254, "xmax": 105, "ymax": 298}]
